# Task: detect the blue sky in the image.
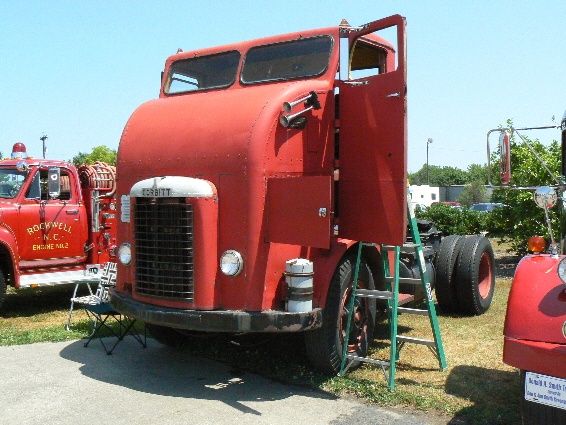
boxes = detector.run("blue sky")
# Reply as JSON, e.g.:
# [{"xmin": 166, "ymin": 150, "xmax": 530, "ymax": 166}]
[{"xmin": 1, "ymin": 1, "xmax": 564, "ymax": 172}]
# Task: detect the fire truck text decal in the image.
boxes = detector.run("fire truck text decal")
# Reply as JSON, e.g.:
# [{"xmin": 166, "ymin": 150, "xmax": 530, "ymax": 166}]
[{"xmin": 26, "ymin": 221, "xmax": 72, "ymax": 251}]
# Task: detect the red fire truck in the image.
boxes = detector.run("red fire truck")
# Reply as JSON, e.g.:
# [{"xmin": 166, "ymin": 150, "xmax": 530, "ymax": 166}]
[
  {"xmin": 111, "ymin": 15, "xmax": 495, "ymax": 373},
  {"xmin": 494, "ymin": 113, "xmax": 566, "ymax": 424},
  {"xmin": 0, "ymin": 143, "xmax": 117, "ymax": 308}
]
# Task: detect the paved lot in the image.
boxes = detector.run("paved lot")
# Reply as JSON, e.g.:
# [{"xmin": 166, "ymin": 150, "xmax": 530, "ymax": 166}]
[{"xmin": 0, "ymin": 338, "xmax": 448, "ymax": 425}]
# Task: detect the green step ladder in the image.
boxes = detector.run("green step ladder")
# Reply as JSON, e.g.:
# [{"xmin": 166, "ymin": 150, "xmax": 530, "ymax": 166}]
[{"xmin": 338, "ymin": 201, "xmax": 447, "ymax": 390}]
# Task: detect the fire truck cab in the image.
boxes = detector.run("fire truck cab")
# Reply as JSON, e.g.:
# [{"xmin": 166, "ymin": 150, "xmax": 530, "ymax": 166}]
[
  {"xmin": 0, "ymin": 143, "xmax": 117, "ymax": 307},
  {"xmin": 112, "ymin": 16, "xmax": 410, "ymax": 372}
]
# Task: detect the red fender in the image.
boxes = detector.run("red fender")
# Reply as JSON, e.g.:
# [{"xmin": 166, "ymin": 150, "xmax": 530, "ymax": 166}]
[
  {"xmin": 503, "ymin": 254, "xmax": 566, "ymax": 378},
  {"xmin": 0, "ymin": 226, "xmax": 19, "ymax": 288}
]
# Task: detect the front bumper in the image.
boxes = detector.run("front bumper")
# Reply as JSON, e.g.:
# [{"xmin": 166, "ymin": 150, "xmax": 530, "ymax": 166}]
[
  {"xmin": 504, "ymin": 336, "xmax": 566, "ymax": 378},
  {"xmin": 110, "ymin": 289, "xmax": 323, "ymax": 333}
]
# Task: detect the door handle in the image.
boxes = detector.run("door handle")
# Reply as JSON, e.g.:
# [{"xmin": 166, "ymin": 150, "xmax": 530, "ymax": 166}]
[
  {"xmin": 66, "ymin": 209, "xmax": 79, "ymax": 215},
  {"xmin": 343, "ymin": 80, "xmax": 369, "ymax": 86}
]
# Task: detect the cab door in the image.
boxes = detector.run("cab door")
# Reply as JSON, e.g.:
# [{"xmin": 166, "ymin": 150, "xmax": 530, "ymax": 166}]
[
  {"xmin": 337, "ymin": 15, "xmax": 407, "ymax": 245},
  {"xmin": 19, "ymin": 167, "xmax": 88, "ymax": 263}
]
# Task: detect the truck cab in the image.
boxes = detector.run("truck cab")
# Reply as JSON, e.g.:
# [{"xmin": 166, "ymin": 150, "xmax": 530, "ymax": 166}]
[
  {"xmin": 0, "ymin": 143, "xmax": 117, "ymax": 307},
  {"xmin": 112, "ymin": 16, "xmax": 409, "ymax": 372}
]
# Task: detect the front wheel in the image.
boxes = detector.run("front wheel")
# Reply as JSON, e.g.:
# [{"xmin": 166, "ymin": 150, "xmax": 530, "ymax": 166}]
[
  {"xmin": 521, "ymin": 371, "xmax": 566, "ymax": 424},
  {"xmin": 305, "ymin": 253, "xmax": 376, "ymax": 374},
  {"xmin": 0, "ymin": 270, "xmax": 6, "ymax": 310}
]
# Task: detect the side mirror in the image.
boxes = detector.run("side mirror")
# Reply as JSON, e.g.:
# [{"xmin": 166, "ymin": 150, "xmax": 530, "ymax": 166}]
[
  {"xmin": 499, "ymin": 131, "xmax": 511, "ymax": 185},
  {"xmin": 48, "ymin": 167, "xmax": 61, "ymax": 199},
  {"xmin": 534, "ymin": 186, "xmax": 557, "ymax": 210}
]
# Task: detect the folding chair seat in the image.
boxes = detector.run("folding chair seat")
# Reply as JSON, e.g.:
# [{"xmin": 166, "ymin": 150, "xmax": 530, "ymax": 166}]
[{"xmin": 66, "ymin": 281, "xmax": 100, "ymax": 332}]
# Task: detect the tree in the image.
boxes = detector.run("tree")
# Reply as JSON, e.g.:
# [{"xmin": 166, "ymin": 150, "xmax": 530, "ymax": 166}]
[
  {"xmin": 458, "ymin": 180, "xmax": 489, "ymax": 206},
  {"xmin": 409, "ymin": 165, "xmax": 467, "ymax": 186},
  {"xmin": 409, "ymin": 163, "xmax": 490, "ymax": 186},
  {"xmin": 72, "ymin": 145, "xmax": 117, "ymax": 166},
  {"xmin": 465, "ymin": 163, "xmax": 489, "ymax": 184}
]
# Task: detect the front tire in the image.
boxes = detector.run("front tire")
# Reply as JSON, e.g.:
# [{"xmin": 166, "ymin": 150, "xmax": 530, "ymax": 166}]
[
  {"xmin": 521, "ymin": 371, "xmax": 566, "ymax": 424},
  {"xmin": 0, "ymin": 270, "xmax": 6, "ymax": 310},
  {"xmin": 305, "ymin": 253, "xmax": 376, "ymax": 374}
]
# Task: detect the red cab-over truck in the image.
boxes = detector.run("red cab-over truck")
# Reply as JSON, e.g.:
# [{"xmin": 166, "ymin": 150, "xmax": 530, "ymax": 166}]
[
  {"xmin": 490, "ymin": 112, "xmax": 566, "ymax": 424},
  {"xmin": 111, "ymin": 15, "xmax": 495, "ymax": 373},
  {"xmin": 0, "ymin": 143, "xmax": 117, "ymax": 308}
]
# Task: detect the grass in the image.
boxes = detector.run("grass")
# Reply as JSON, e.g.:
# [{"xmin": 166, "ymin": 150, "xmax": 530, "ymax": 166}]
[
  {"xmin": 0, "ymin": 286, "xmax": 121, "ymax": 345},
  {"xmin": 0, "ymin": 242, "xmax": 521, "ymax": 424}
]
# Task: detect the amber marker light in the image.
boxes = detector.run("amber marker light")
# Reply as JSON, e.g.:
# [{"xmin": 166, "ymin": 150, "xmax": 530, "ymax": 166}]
[{"xmin": 527, "ymin": 236, "xmax": 546, "ymax": 254}]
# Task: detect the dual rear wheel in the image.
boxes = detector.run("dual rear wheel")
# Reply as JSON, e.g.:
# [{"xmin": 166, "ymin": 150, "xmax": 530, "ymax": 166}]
[{"xmin": 435, "ymin": 235, "xmax": 495, "ymax": 315}]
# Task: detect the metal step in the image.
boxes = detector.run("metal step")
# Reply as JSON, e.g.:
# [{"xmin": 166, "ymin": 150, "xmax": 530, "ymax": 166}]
[
  {"xmin": 382, "ymin": 243, "xmax": 419, "ymax": 253},
  {"xmin": 384, "ymin": 276, "xmax": 422, "ymax": 286},
  {"xmin": 397, "ymin": 335, "xmax": 436, "ymax": 347},
  {"xmin": 347, "ymin": 354, "xmax": 391, "ymax": 368},
  {"xmin": 398, "ymin": 307, "xmax": 429, "ymax": 316},
  {"xmin": 19, "ymin": 270, "xmax": 98, "ymax": 288},
  {"xmin": 355, "ymin": 289, "xmax": 393, "ymax": 300}
]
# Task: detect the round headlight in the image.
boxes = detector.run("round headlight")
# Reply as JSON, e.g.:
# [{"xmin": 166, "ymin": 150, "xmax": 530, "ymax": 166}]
[
  {"xmin": 220, "ymin": 250, "xmax": 243, "ymax": 276},
  {"xmin": 118, "ymin": 243, "xmax": 132, "ymax": 265},
  {"xmin": 558, "ymin": 257, "xmax": 566, "ymax": 285}
]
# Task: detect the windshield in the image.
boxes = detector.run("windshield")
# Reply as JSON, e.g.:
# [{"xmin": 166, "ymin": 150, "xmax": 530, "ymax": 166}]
[
  {"xmin": 0, "ymin": 168, "xmax": 27, "ymax": 198},
  {"xmin": 165, "ymin": 50, "xmax": 241, "ymax": 94},
  {"xmin": 241, "ymin": 36, "xmax": 333, "ymax": 84}
]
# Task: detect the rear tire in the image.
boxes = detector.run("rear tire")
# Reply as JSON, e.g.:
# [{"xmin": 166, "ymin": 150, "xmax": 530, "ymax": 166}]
[
  {"xmin": 305, "ymin": 253, "xmax": 376, "ymax": 374},
  {"xmin": 455, "ymin": 235, "xmax": 495, "ymax": 315},
  {"xmin": 434, "ymin": 235, "xmax": 465, "ymax": 313},
  {"xmin": 521, "ymin": 371, "xmax": 566, "ymax": 424},
  {"xmin": 146, "ymin": 324, "xmax": 189, "ymax": 348}
]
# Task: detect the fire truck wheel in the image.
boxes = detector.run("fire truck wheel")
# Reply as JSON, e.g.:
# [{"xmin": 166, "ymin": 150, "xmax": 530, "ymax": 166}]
[
  {"xmin": 521, "ymin": 371, "xmax": 566, "ymax": 424},
  {"xmin": 146, "ymin": 324, "xmax": 189, "ymax": 349},
  {"xmin": 304, "ymin": 253, "xmax": 376, "ymax": 374},
  {"xmin": 0, "ymin": 270, "xmax": 5, "ymax": 309},
  {"xmin": 434, "ymin": 235, "xmax": 466, "ymax": 313},
  {"xmin": 454, "ymin": 235, "xmax": 495, "ymax": 315}
]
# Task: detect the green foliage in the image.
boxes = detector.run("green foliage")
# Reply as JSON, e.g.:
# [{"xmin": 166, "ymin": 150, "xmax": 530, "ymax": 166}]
[
  {"xmin": 466, "ymin": 163, "xmax": 489, "ymax": 184},
  {"xmin": 409, "ymin": 165, "xmax": 467, "ymax": 186},
  {"xmin": 489, "ymin": 120, "xmax": 561, "ymax": 254},
  {"xmin": 417, "ymin": 204, "xmax": 488, "ymax": 235},
  {"xmin": 409, "ymin": 163, "xmax": 489, "ymax": 186},
  {"xmin": 72, "ymin": 145, "xmax": 117, "ymax": 166},
  {"xmin": 458, "ymin": 181, "xmax": 489, "ymax": 207}
]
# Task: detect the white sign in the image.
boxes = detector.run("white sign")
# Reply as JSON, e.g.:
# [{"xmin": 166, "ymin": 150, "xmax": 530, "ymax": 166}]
[
  {"xmin": 121, "ymin": 195, "xmax": 130, "ymax": 223},
  {"xmin": 525, "ymin": 372, "xmax": 566, "ymax": 411}
]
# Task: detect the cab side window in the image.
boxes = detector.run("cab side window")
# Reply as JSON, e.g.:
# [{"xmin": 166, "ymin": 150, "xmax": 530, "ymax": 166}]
[
  {"xmin": 349, "ymin": 39, "xmax": 391, "ymax": 80},
  {"xmin": 25, "ymin": 169, "xmax": 73, "ymax": 201}
]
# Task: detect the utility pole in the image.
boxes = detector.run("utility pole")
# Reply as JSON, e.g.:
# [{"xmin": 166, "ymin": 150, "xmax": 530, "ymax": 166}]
[
  {"xmin": 426, "ymin": 138, "xmax": 433, "ymax": 184},
  {"xmin": 40, "ymin": 134, "xmax": 48, "ymax": 159}
]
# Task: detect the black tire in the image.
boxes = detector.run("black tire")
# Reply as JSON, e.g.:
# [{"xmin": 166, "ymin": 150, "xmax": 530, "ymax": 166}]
[
  {"xmin": 521, "ymin": 370, "xmax": 566, "ymax": 424},
  {"xmin": 434, "ymin": 235, "xmax": 465, "ymax": 313},
  {"xmin": 146, "ymin": 324, "xmax": 189, "ymax": 348},
  {"xmin": 454, "ymin": 235, "xmax": 495, "ymax": 315},
  {"xmin": 0, "ymin": 270, "xmax": 6, "ymax": 310},
  {"xmin": 304, "ymin": 252, "xmax": 376, "ymax": 374}
]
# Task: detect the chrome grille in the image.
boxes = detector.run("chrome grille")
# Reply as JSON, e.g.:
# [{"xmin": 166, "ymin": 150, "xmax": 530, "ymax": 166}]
[{"xmin": 134, "ymin": 197, "xmax": 194, "ymax": 301}]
